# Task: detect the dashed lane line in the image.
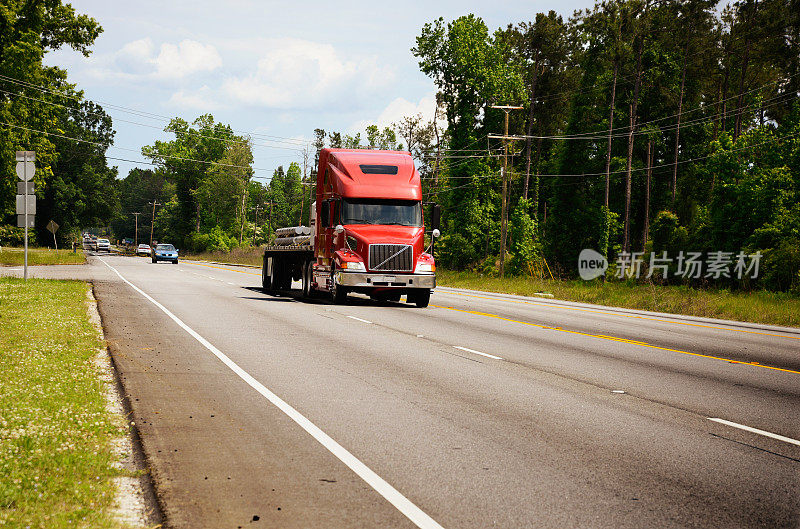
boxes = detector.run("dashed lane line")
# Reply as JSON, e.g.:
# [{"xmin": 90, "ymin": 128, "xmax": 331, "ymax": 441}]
[
  {"xmin": 708, "ymin": 418, "xmax": 800, "ymax": 447},
  {"xmin": 452, "ymin": 346, "xmax": 503, "ymax": 360},
  {"xmin": 98, "ymin": 257, "xmax": 445, "ymax": 529},
  {"xmin": 347, "ymin": 315, "xmax": 373, "ymax": 324}
]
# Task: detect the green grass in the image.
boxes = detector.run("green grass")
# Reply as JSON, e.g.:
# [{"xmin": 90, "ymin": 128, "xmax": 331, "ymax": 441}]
[
  {"xmin": 184, "ymin": 245, "xmax": 263, "ymax": 267},
  {"xmin": 0, "ymin": 279, "xmax": 126, "ymax": 528},
  {"xmin": 0, "ymin": 247, "xmax": 86, "ymax": 266},
  {"xmin": 437, "ymin": 270, "xmax": 800, "ymax": 328}
]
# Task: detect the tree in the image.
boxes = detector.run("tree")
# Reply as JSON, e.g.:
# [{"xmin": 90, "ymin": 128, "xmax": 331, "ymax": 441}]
[
  {"xmin": 1, "ymin": 0, "xmax": 108, "ymax": 243},
  {"xmin": 141, "ymin": 115, "xmax": 241, "ymax": 244}
]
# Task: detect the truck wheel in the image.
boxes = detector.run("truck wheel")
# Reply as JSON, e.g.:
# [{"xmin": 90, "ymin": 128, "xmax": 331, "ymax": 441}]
[
  {"xmin": 409, "ymin": 289, "xmax": 431, "ymax": 308},
  {"xmin": 270, "ymin": 258, "xmax": 282, "ymax": 292},
  {"xmin": 329, "ymin": 266, "xmax": 347, "ymax": 304},
  {"xmin": 262, "ymin": 258, "xmax": 271, "ymax": 291},
  {"xmin": 386, "ymin": 292, "xmax": 401, "ymax": 302},
  {"xmin": 302, "ymin": 261, "xmax": 314, "ymax": 298}
]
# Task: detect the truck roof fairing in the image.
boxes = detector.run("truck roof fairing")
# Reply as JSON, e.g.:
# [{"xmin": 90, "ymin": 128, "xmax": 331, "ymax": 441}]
[{"xmin": 319, "ymin": 148, "xmax": 422, "ymax": 201}]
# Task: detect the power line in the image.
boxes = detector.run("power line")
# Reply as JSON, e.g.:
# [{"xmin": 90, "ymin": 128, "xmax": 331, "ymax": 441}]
[{"xmin": 0, "ymin": 73, "xmax": 312, "ymax": 148}]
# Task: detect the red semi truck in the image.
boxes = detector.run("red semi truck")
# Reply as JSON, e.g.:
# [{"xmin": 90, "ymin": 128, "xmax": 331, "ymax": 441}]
[{"xmin": 262, "ymin": 148, "xmax": 440, "ymax": 307}]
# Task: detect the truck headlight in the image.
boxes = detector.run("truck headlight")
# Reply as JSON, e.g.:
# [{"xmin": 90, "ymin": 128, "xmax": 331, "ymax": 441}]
[
  {"xmin": 414, "ymin": 263, "xmax": 435, "ymax": 273},
  {"xmin": 343, "ymin": 261, "xmax": 366, "ymax": 272}
]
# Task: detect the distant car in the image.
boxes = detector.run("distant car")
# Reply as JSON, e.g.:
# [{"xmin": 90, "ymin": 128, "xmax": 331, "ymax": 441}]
[
  {"xmin": 152, "ymin": 243, "xmax": 178, "ymax": 264},
  {"xmin": 96, "ymin": 238, "xmax": 110, "ymax": 252},
  {"xmin": 136, "ymin": 244, "xmax": 152, "ymax": 256},
  {"xmin": 89, "ymin": 236, "xmax": 98, "ymax": 250}
]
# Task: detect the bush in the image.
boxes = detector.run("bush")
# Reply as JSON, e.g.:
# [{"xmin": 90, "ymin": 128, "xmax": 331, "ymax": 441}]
[
  {"xmin": 0, "ymin": 224, "xmax": 37, "ymax": 246},
  {"xmin": 185, "ymin": 226, "xmax": 238, "ymax": 253},
  {"xmin": 509, "ymin": 199, "xmax": 540, "ymax": 275},
  {"xmin": 760, "ymin": 238, "xmax": 800, "ymax": 293},
  {"xmin": 650, "ymin": 211, "xmax": 688, "ymax": 256}
]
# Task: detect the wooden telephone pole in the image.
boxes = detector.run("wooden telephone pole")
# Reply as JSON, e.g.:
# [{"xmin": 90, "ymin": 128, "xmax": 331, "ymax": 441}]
[
  {"xmin": 489, "ymin": 105, "xmax": 523, "ymax": 277},
  {"xmin": 148, "ymin": 200, "xmax": 161, "ymax": 246},
  {"xmin": 132, "ymin": 212, "xmax": 141, "ymax": 246}
]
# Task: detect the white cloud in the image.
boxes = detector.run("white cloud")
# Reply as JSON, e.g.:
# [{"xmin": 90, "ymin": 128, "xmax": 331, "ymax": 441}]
[
  {"xmin": 221, "ymin": 38, "xmax": 394, "ymax": 109},
  {"xmin": 349, "ymin": 93, "xmax": 443, "ymax": 133},
  {"xmin": 154, "ymin": 40, "xmax": 222, "ymax": 79},
  {"xmin": 88, "ymin": 38, "xmax": 222, "ymax": 81},
  {"xmin": 168, "ymin": 85, "xmax": 219, "ymax": 110}
]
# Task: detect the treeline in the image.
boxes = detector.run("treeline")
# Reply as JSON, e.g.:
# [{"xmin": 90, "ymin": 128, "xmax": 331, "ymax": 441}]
[
  {"xmin": 413, "ymin": 0, "xmax": 800, "ymax": 291},
  {"xmin": 0, "ymin": 1, "xmax": 117, "ymax": 246}
]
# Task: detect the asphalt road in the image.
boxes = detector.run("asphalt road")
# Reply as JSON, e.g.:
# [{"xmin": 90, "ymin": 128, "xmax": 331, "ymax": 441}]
[{"xmin": 4, "ymin": 254, "xmax": 799, "ymax": 528}]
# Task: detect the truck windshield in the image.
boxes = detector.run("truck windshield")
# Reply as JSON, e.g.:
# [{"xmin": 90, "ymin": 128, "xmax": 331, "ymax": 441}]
[{"xmin": 341, "ymin": 199, "xmax": 422, "ymax": 227}]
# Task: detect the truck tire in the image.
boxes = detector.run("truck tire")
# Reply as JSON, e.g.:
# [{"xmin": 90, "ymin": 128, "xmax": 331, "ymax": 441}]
[
  {"xmin": 408, "ymin": 289, "xmax": 431, "ymax": 308},
  {"xmin": 329, "ymin": 265, "xmax": 347, "ymax": 304},
  {"xmin": 302, "ymin": 261, "xmax": 314, "ymax": 298},
  {"xmin": 262, "ymin": 257, "xmax": 271, "ymax": 291},
  {"xmin": 270, "ymin": 258, "xmax": 282, "ymax": 292}
]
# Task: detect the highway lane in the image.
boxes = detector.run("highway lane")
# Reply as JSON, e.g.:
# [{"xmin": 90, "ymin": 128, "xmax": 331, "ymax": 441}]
[{"xmin": 6, "ymin": 254, "xmax": 799, "ymax": 527}]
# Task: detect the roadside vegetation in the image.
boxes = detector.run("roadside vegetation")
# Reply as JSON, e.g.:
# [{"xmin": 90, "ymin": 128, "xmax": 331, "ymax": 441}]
[
  {"xmin": 0, "ymin": 247, "xmax": 85, "ymax": 266},
  {"xmin": 437, "ymin": 270, "xmax": 800, "ymax": 328},
  {"xmin": 0, "ymin": 279, "xmax": 126, "ymax": 528}
]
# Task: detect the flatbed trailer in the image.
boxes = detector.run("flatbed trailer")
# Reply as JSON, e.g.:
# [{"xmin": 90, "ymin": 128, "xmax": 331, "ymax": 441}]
[{"xmin": 261, "ymin": 244, "xmax": 314, "ymax": 293}]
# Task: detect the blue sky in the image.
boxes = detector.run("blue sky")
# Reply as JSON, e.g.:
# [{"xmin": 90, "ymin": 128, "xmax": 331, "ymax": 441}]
[{"xmin": 45, "ymin": 0, "xmax": 588, "ymax": 182}]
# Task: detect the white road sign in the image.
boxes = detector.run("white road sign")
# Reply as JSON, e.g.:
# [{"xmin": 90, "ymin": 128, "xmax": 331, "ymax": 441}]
[
  {"xmin": 17, "ymin": 181, "xmax": 34, "ymax": 194},
  {"xmin": 15, "ymin": 151, "xmax": 35, "ymax": 162},
  {"xmin": 16, "ymin": 194, "xmax": 36, "ymax": 215},
  {"xmin": 17, "ymin": 215, "xmax": 35, "ymax": 228},
  {"xmin": 16, "ymin": 161, "xmax": 35, "ymax": 181}
]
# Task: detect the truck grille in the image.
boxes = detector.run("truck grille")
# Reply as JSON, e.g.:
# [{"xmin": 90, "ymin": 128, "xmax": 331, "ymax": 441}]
[{"xmin": 369, "ymin": 244, "xmax": 413, "ymax": 272}]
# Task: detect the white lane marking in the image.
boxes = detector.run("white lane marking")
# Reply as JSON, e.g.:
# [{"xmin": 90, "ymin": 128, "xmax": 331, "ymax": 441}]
[
  {"xmin": 452, "ymin": 346, "xmax": 502, "ymax": 360},
  {"xmin": 97, "ymin": 258, "xmax": 444, "ymax": 529},
  {"xmin": 347, "ymin": 315, "xmax": 373, "ymax": 324},
  {"xmin": 708, "ymin": 418, "xmax": 800, "ymax": 447}
]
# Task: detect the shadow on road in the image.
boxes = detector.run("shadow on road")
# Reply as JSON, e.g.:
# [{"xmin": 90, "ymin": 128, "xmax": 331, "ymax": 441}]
[{"xmin": 240, "ymin": 286, "xmax": 415, "ymax": 308}]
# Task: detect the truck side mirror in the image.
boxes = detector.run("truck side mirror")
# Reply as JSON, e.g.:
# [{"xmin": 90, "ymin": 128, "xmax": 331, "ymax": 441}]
[
  {"xmin": 320, "ymin": 201, "xmax": 330, "ymax": 228},
  {"xmin": 431, "ymin": 204, "xmax": 441, "ymax": 231}
]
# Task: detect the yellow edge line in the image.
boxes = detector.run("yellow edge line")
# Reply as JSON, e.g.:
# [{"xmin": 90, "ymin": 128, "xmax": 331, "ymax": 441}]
[
  {"xmin": 430, "ymin": 304, "xmax": 800, "ymax": 376},
  {"xmin": 185, "ymin": 261, "xmax": 261, "ymax": 276},
  {"xmin": 445, "ymin": 291, "xmax": 800, "ymax": 341}
]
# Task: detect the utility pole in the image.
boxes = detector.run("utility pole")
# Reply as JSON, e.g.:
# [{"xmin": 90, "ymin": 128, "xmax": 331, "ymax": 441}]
[
  {"xmin": 489, "ymin": 105, "xmax": 523, "ymax": 277},
  {"xmin": 148, "ymin": 200, "xmax": 161, "ymax": 246},
  {"xmin": 132, "ymin": 212, "xmax": 141, "ymax": 247}
]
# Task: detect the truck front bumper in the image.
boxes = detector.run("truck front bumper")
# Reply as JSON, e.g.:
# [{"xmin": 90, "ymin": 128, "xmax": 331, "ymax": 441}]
[{"xmin": 336, "ymin": 271, "xmax": 436, "ymax": 289}]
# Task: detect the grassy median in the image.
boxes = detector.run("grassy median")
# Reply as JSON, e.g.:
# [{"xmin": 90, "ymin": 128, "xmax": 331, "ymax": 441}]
[
  {"xmin": 0, "ymin": 247, "xmax": 85, "ymax": 266},
  {"xmin": 437, "ymin": 270, "xmax": 800, "ymax": 328},
  {"xmin": 0, "ymin": 278, "xmax": 125, "ymax": 528}
]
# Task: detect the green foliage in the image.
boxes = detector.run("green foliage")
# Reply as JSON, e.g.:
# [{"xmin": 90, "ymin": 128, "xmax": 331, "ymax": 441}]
[
  {"xmin": 0, "ymin": 225, "xmax": 35, "ymax": 246},
  {"xmin": 409, "ymin": 3, "xmax": 799, "ymax": 291},
  {"xmin": 0, "ymin": 1, "xmax": 112, "ymax": 245},
  {"xmin": 509, "ymin": 198, "xmax": 540, "ymax": 275},
  {"xmin": 650, "ymin": 211, "xmax": 688, "ymax": 256},
  {"xmin": 187, "ymin": 225, "xmax": 239, "ymax": 253},
  {"xmin": 141, "ymin": 115, "xmax": 253, "ymax": 246}
]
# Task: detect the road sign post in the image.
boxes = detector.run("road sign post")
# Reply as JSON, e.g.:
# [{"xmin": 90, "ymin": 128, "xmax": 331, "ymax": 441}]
[
  {"xmin": 15, "ymin": 151, "xmax": 35, "ymax": 280},
  {"xmin": 46, "ymin": 220, "xmax": 59, "ymax": 250}
]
